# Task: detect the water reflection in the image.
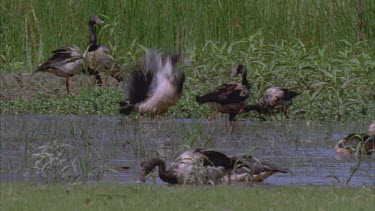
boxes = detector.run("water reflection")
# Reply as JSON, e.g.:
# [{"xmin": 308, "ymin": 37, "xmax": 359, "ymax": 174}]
[{"xmin": 0, "ymin": 115, "xmax": 374, "ymax": 186}]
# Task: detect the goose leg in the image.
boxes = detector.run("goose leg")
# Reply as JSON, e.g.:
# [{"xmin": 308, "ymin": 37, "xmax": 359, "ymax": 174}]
[
  {"xmin": 66, "ymin": 76, "xmax": 75, "ymax": 95},
  {"xmin": 95, "ymin": 72, "xmax": 103, "ymax": 86},
  {"xmin": 228, "ymin": 113, "xmax": 237, "ymax": 122},
  {"xmin": 104, "ymin": 74, "xmax": 109, "ymax": 86},
  {"xmin": 65, "ymin": 77, "xmax": 70, "ymax": 94},
  {"xmin": 87, "ymin": 68, "xmax": 102, "ymax": 86},
  {"xmin": 228, "ymin": 113, "xmax": 237, "ymax": 133}
]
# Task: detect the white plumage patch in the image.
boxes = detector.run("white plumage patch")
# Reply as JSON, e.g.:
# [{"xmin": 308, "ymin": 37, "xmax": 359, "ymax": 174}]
[{"xmin": 138, "ymin": 51, "xmax": 182, "ymax": 114}]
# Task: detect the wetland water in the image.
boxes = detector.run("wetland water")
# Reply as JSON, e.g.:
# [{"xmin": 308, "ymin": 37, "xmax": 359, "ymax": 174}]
[{"xmin": 1, "ymin": 115, "xmax": 374, "ymax": 186}]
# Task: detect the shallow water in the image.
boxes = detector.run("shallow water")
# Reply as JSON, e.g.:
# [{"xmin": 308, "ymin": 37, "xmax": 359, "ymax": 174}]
[{"xmin": 1, "ymin": 115, "xmax": 374, "ymax": 186}]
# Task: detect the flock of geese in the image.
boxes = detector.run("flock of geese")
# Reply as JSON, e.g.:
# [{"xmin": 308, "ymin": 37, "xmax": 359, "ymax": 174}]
[
  {"xmin": 33, "ymin": 15, "xmax": 300, "ymax": 120},
  {"xmin": 33, "ymin": 15, "xmax": 124, "ymax": 94},
  {"xmin": 33, "ymin": 15, "xmax": 374, "ymax": 185}
]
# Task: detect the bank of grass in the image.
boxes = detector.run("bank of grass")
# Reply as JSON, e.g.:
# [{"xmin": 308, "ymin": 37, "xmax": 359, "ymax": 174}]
[
  {"xmin": 1, "ymin": 183, "xmax": 374, "ymax": 210},
  {"xmin": 1, "ymin": 35, "xmax": 374, "ymax": 121},
  {"xmin": 1, "ymin": 0, "xmax": 374, "ymax": 70},
  {"xmin": 0, "ymin": 87, "xmax": 123, "ymax": 116}
]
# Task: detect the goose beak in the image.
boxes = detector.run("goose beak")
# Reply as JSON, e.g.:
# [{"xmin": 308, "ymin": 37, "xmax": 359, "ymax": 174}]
[
  {"xmin": 230, "ymin": 68, "xmax": 239, "ymax": 78},
  {"xmin": 94, "ymin": 16, "xmax": 105, "ymax": 25}
]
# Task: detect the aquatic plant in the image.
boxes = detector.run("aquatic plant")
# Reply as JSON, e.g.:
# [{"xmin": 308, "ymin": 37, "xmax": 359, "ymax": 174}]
[
  {"xmin": 31, "ymin": 133, "xmax": 115, "ymax": 184},
  {"xmin": 32, "ymin": 140, "xmax": 80, "ymax": 183}
]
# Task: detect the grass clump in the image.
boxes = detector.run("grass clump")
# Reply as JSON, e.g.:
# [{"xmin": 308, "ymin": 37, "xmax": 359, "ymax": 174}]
[{"xmin": 1, "ymin": 183, "xmax": 374, "ymax": 210}]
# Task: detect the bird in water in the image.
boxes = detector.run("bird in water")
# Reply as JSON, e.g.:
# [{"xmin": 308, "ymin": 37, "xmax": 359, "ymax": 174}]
[
  {"xmin": 33, "ymin": 45, "xmax": 83, "ymax": 94},
  {"xmin": 225, "ymin": 155, "xmax": 289, "ymax": 183},
  {"xmin": 334, "ymin": 121, "xmax": 375, "ymax": 156},
  {"xmin": 138, "ymin": 149, "xmax": 289, "ymax": 185},
  {"xmin": 86, "ymin": 15, "xmax": 124, "ymax": 86},
  {"xmin": 244, "ymin": 87, "xmax": 300, "ymax": 116},
  {"xmin": 196, "ymin": 63, "xmax": 250, "ymax": 121},
  {"xmin": 119, "ymin": 50, "xmax": 186, "ymax": 116}
]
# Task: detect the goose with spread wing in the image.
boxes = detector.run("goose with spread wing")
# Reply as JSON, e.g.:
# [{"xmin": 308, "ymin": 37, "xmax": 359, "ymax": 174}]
[{"xmin": 119, "ymin": 50, "xmax": 186, "ymax": 116}]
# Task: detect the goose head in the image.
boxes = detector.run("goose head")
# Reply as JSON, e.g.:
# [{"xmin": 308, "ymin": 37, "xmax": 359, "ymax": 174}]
[
  {"xmin": 230, "ymin": 63, "xmax": 249, "ymax": 89},
  {"xmin": 89, "ymin": 15, "xmax": 104, "ymax": 25},
  {"xmin": 230, "ymin": 63, "xmax": 247, "ymax": 78},
  {"xmin": 138, "ymin": 158, "xmax": 178, "ymax": 184}
]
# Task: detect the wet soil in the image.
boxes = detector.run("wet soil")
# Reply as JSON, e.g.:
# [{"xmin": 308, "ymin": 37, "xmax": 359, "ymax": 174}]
[{"xmin": 0, "ymin": 72, "xmax": 121, "ymax": 102}]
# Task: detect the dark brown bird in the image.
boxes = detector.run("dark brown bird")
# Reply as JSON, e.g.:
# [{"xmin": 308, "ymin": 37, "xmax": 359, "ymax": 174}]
[
  {"xmin": 196, "ymin": 63, "xmax": 250, "ymax": 121},
  {"xmin": 33, "ymin": 45, "xmax": 83, "ymax": 94},
  {"xmin": 119, "ymin": 50, "xmax": 186, "ymax": 116},
  {"xmin": 244, "ymin": 87, "xmax": 300, "ymax": 115},
  {"xmin": 335, "ymin": 121, "xmax": 375, "ymax": 156},
  {"xmin": 86, "ymin": 15, "xmax": 123, "ymax": 86},
  {"xmin": 138, "ymin": 149, "xmax": 289, "ymax": 184}
]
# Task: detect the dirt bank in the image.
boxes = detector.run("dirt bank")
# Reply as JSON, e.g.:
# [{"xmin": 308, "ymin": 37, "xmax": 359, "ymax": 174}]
[{"xmin": 0, "ymin": 72, "xmax": 121, "ymax": 102}]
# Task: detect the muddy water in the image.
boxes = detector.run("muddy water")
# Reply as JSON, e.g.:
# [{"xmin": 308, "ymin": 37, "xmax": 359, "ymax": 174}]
[{"xmin": 1, "ymin": 115, "xmax": 374, "ymax": 186}]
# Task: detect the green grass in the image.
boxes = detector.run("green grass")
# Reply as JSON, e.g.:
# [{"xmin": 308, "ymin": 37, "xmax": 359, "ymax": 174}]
[
  {"xmin": 1, "ymin": 36, "xmax": 374, "ymax": 121},
  {"xmin": 1, "ymin": 1, "xmax": 375, "ymax": 121},
  {"xmin": 1, "ymin": 0, "xmax": 374, "ymax": 70},
  {"xmin": 1, "ymin": 183, "xmax": 374, "ymax": 210},
  {"xmin": 0, "ymin": 88, "xmax": 123, "ymax": 116}
]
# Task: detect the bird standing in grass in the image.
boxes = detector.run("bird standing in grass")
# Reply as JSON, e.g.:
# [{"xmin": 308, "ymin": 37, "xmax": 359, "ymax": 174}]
[
  {"xmin": 138, "ymin": 149, "xmax": 289, "ymax": 184},
  {"xmin": 244, "ymin": 87, "xmax": 300, "ymax": 116},
  {"xmin": 86, "ymin": 15, "xmax": 124, "ymax": 86},
  {"xmin": 119, "ymin": 50, "xmax": 186, "ymax": 116},
  {"xmin": 33, "ymin": 45, "xmax": 84, "ymax": 94},
  {"xmin": 196, "ymin": 63, "xmax": 250, "ymax": 121}
]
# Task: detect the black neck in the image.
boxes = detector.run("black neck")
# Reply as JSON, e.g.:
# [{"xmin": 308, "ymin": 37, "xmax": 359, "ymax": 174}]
[
  {"xmin": 89, "ymin": 22, "xmax": 97, "ymax": 46},
  {"xmin": 155, "ymin": 159, "xmax": 178, "ymax": 184},
  {"xmin": 241, "ymin": 69, "xmax": 250, "ymax": 90}
]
